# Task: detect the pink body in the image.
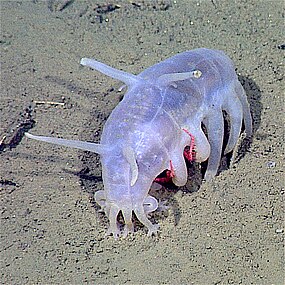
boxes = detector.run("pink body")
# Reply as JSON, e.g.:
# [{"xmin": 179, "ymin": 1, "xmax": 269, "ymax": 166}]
[{"xmin": 26, "ymin": 48, "xmax": 252, "ymax": 238}]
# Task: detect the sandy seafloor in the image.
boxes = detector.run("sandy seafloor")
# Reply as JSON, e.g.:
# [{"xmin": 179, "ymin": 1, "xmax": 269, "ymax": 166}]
[{"xmin": 0, "ymin": 0, "xmax": 284, "ymax": 284}]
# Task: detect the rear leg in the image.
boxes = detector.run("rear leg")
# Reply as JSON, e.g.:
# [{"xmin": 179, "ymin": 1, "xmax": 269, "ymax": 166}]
[
  {"xmin": 182, "ymin": 128, "xmax": 196, "ymax": 161},
  {"xmin": 234, "ymin": 82, "xmax": 252, "ymax": 137},
  {"xmin": 223, "ymin": 94, "xmax": 243, "ymax": 154},
  {"xmin": 105, "ymin": 205, "xmax": 121, "ymax": 239},
  {"xmin": 171, "ymin": 152, "xmax": 188, "ymax": 186},
  {"xmin": 203, "ymin": 110, "xmax": 224, "ymax": 181},
  {"xmin": 184, "ymin": 123, "xmax": 210, "ymax": 163}
]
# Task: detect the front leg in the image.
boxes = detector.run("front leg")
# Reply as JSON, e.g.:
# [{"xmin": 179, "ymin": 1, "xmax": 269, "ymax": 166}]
[
  {"xmin": 134, "ymin": 203, "xmax": 160, "ymax": 236},
  {"xmin": 105, "ymin": 204, "xmax": 121, "ymax": 239}
]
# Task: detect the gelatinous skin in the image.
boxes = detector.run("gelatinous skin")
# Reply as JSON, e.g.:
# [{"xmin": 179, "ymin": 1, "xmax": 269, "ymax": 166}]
[{"xmin": 25, "ymin": 48, "xmax": 252, "ymax": 238}]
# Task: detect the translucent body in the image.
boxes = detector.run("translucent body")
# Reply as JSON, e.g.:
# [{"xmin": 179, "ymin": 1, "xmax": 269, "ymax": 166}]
[{"xmin": 26, "ymin": 48, "xmax": 252, "ymax": 238}]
